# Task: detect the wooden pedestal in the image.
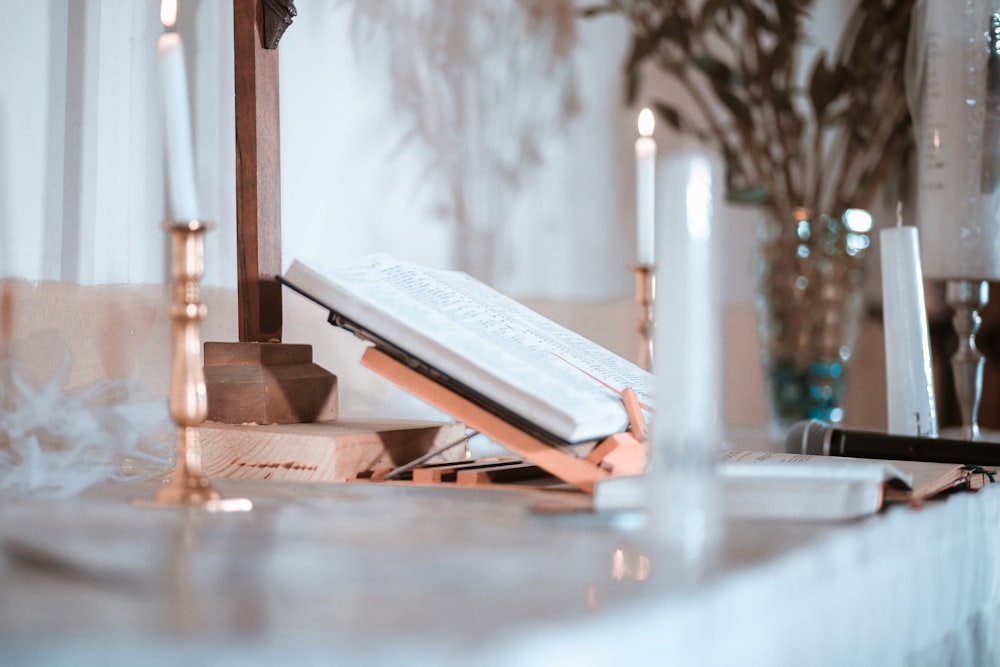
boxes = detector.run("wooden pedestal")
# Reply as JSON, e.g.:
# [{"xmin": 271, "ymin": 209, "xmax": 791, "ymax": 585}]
[{"xmin": 204, "ymin": 341, "xmax": 338, "ymax": 425}]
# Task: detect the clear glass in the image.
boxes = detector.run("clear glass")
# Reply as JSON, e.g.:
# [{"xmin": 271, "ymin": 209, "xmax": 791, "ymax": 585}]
[
  {"xmin": 906, "ymin": 0, "xmax": 1000, "ymax": 280},
  {"xmin": 754, "ymin": 207, "xmax": 869, "ymax": 438}
]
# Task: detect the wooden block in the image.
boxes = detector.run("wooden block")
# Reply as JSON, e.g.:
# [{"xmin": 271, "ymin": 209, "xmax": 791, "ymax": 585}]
[
  {"xmin": 199, "ymin": 418, "xmax": 466, "ymax": 483},
  {"xmin": 410, "ymin": 457, "xmax": 515, "ymax": 484},
  {"xmin": 412, "ymin": 467, "xmax": 449, "ymax": 483},
  {"xmin": 597, "ymin": 432, "xmax": 647, "ymax": 476},
  {"xmin": 203, "ymin": 341, "xmax": 338, "ymax": 424},
  {"xmin": 585, "ymin": 437, "xmax": 622, "ymax": 467},
  {"xmin": 456, "ymin": 461, "xmax": 549, "ymax": 486}
]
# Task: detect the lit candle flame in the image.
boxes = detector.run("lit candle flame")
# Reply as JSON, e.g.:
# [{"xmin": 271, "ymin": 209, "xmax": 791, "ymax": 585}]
[
  {"xmin": 638, "ymin": 108, "xmax": 654, "ymax": 138},
  {"xmin": 161, "ymin": 0, "xmax": 178, "ymax": 29}
]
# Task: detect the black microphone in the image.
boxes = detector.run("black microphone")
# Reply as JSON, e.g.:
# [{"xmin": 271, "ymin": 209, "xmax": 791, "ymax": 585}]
[{"xmin": 785, "ymin": 419, "xmax": 1000, "ymax": 465}]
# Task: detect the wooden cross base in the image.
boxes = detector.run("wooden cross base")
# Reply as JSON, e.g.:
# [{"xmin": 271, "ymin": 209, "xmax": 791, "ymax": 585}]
[
  {"xmin": 360, "ymin": 347, "xmax": 646, "ymax": 493},
  {"xmin": 204, "ymin": 341, "xmax": 338, "ymax": 424}
]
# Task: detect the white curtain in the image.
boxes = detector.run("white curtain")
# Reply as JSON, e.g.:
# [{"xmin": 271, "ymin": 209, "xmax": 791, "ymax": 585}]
[
  {"xmin": 0, "ymin": 0, "xmax": 233, "ymax": 286},
  {"xmin": 0, "ymin": 0, "xmax": 647, "ymax": 300}
]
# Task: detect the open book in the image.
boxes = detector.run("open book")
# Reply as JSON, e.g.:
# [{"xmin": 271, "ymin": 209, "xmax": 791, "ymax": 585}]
[
  {"xmin": 280, "ymin": 254, "xmax": 653, "ymax": 447},
  {"xmin": 594, "ymin": 449, "xmax": 989, "ymax": 520}
]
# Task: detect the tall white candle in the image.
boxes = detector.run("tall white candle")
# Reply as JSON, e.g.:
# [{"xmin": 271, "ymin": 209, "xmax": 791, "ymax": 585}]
[
  {"xmin": 648, "ymin": 152, "xmax": 721, "ymax": 562},
  {"xmin": 635, "ymin": 108, "xmax": 656, "ymax": 265},
  {"xmin": 656, "ymin": 153, "xmax": 718, "ymax": 446},
  {"xmin": 157, "ymin": 0, "xmax": 199, "ymax": 221},
  {"xmin": 880, "ymin": 205, "xmax": 938, "ymax": 437}
]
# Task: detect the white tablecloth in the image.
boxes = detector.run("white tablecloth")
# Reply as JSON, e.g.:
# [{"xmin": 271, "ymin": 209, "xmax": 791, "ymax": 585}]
[{"xmin": 2, "ymin": 480, "xmax": 999, "ymax": 666}]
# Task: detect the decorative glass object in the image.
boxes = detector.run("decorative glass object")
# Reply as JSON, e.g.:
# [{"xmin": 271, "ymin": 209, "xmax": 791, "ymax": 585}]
[
  {"xmin": 754, "ymin": 207, "xmax": 871, "ymax": 437},
  {"xmin": 906, "ymin": 0, "xmax": 1000, "ymax": 439}
]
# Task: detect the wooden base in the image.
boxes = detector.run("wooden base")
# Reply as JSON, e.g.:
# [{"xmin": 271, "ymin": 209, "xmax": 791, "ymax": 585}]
[
  {"xmin": 199, "ymin": 418, "xmax": 467, "ymax": 483},
  {"xmin": 203, "ymin": 341, "xmax": 338, "ymax": 424}
]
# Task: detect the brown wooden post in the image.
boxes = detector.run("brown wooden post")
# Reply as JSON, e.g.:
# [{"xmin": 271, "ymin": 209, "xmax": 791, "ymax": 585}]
[
  {"xmin": 203, "ymin": 0, "xmax": 338, "ymax": 425},
  {"xmin": 233, "ymin": 0, "xmax": 282, "ymax": 343}
]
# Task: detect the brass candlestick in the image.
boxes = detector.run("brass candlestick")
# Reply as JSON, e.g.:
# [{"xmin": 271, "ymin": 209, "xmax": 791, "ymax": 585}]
[
  {"xmin": 633, "ymin": 263, "xmax": 655, "ymax": 371},
  {"xmin": 134, "ymin": 220, "xmax": 252, "ymax": 512},
  {"xmin": 945, "ymin": 279, "xmax": 989, "ymax": 441}
]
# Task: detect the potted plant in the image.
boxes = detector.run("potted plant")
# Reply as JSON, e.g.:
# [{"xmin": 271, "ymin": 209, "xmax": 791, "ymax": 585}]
[{"xmin": 588, "ymin": 0, "xmax": 914, "ymax": 433}]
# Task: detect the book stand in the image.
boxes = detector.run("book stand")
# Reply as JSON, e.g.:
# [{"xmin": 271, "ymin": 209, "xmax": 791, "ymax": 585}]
[{"xmin": 361, "ymin": 348, "xmax": 647, "ymax": 493}]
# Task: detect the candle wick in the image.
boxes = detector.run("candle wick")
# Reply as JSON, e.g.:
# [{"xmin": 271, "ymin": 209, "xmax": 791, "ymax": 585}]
[{"xmin": 896, "ymin": 201, "xmax": 903, "ymax": 228}]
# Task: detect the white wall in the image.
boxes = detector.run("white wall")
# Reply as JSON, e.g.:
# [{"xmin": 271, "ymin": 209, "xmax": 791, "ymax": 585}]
[
  {"xmin": 1, "ymin": 1, "xmax": 66, "ymax": 280},
  {"xmin": 0, "ymin": 0, "xmax": 899, "ymax": 433},
  {"xmin": 0, "ymin": 0, "xmax": 777, "ymax": 306}
]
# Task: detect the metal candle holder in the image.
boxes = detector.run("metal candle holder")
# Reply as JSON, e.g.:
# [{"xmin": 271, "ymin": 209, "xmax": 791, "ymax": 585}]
[
  {"xmin": 633, "ymin": 263, "xmax": 655, "ymax": 371},
  {"xmin": 945, "ymin": 279, "xmax": 989, "ymax": 441},
  {"xmin": 134, "ymin": 220, "xmax": 252, "ymax": 512}
]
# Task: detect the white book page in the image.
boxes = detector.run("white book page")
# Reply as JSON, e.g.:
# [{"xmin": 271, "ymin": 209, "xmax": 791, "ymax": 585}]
[
  {"xmin": 285, "ymin": 255, "xmax": 652, "ymax": 442},
  {"xmin": 593, "ymin": 474, "xmax": 885, "ymax": 520},
  {"xmin": 433, "ymin": 269, "xmax": 653, "ymax": 404},
  {"xmin": 719, "ymin": 450, "xmax": 912, "ymax": 488},
  {"xmin": 722, "ymin": 478, "xmax": 884, "ymax": 521}
]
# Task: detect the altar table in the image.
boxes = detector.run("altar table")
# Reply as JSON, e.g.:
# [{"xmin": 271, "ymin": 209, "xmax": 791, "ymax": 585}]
[{"xmin": 2, "ymin": 477, "xmax": 999, "ymax": 666}]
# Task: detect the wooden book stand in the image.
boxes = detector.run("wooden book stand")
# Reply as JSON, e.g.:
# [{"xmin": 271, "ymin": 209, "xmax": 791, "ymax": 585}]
[{"xmin": 360, "ymin": 348, "xmax": 647, "ymax": 493}]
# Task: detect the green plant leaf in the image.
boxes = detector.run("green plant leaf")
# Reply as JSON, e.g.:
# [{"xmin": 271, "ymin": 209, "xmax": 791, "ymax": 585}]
[
  {"xmin": 691, "ymin": 54, "xmax": 743, "ymax": 86},
  {"xmin": 808, "ymin": 55, "xmax": 839, "ymax": 116},
  {"xmin": 578, "ymin": 4, "xmax": 616, "ymax": 18},
  {"xmin": 727, "ymin": 185, "xmax": 772, "ymax": 204},
  {"xmin": 708, "ymin": 79, "xmax": 753, "ymax": 130},
  {"xmin": 721, "ymin": 145, "xmax": 768, "ymax": 204},
  {"xmin": 774, "ymin": 0, "xmax": 810, "ymax": 38},
  {"xmin": 625, "ymin": 64, "xmax": 641, "ymax": 105},
  {"xmin": 697, "ymin": 0, "xmax": 738, "ymax": 33},
  {"xmin": 654, "ymin": 102, "xmax": 682, "ymax": 131},
  {"xmin": 599, "ymin": 0, "xmax": 914, "ymax": 215},
  {"xmin": 623, "ymin": 38, "xmax": 646, "ymax": 104}
]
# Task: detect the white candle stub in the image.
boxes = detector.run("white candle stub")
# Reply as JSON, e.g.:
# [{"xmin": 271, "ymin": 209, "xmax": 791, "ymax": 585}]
[
  {"xmin": 157, "ymin": 0, "xmax": 200, "ymax": 221},
  {"xmin": 880, "ymin": 219, "xmax": 937, "ymax": 437},
  {"xmin": 635, "ymin": 108, "xmax": 656, "ymax": 265}
]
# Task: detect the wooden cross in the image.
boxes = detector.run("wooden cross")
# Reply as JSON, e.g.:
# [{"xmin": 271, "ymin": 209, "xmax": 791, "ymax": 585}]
[
  {"xmin": 232, "ymin": 0, "xmax": 292, "ymax": 342},
  {"xmin": 203, "ymin": 0, "xmax": 338, "ymax": 425}
]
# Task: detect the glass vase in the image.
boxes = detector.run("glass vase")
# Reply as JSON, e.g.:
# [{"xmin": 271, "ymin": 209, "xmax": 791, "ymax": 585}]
[{"xmin": 754, "ymin": 207, "xmax": 870, "ymax": 439}]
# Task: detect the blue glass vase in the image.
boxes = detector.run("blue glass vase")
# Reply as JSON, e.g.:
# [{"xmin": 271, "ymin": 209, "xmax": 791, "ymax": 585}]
[{"xmin": 754, "ymin": 207, "xmax": 870, "ymax": 439}]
